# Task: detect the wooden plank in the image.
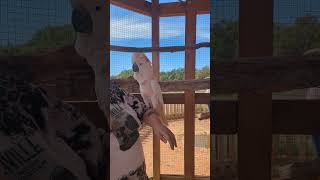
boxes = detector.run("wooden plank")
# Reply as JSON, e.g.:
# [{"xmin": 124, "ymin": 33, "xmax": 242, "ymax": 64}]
[
  {"xmin": 110, "ymin": 42, "xmax": 210, "ymax": 52},
  {"xmin": 237, "ymin": 0, "xmax": 273, "ymax": 180},
  {"xmin": 159, "ymin": 0, "xmax": 210, "ymax": 17},
  {"xmin": 3, "ymin": 47, "xmax": 320, "ymax": 95},
  {"xmin": 212, "ymin": 56, "xmax": 320, "ymax": 94},
  {"xmin": 151, "ymin": 1, "xmax": 161, "ymax": 179},
  {"xmin": 65, "ymin": 99, "xmax": 320, "ymax": 134},
  {"xmin": 60, "ymin": 93, "xmax": 209, "ymax": 104},
  {"xmin": 110, "ymin": 0, "xmax": 152, "ymax": 16},
  {"xmin": 114, "ymin": 77, "xmax": 209, "ymax": 93},
  {"xmin": 213, "ymin": 100, "xmax": 320, "ymax": 135},
  {"xmin": 104, "ymin": 1, "xmax": 110, "ymax": 179},
  {"xmin": 184, "ymin": 4, "xmax": 196, "ymax": 179}
]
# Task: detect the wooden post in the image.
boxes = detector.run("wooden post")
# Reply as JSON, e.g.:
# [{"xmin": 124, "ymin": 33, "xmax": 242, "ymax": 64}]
[
  {"xmin": 151, "ymin": 0, "xmax": 161, "ymax": 179},
  {"xmin": 238, "ymin": 0, "xmax": 273, "ymax": 180},
  {"xmin": 105, "ymin": 1, "xmax": 110, "ymax": 179},
  {"xmin": 185, "ymin": 2, "xmax": 196, "ymax": 179}
]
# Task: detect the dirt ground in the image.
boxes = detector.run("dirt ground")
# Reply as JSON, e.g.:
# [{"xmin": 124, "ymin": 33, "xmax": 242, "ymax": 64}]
[{"xmin": 140, "ymin": 116, "xmax": 210, "ymax": 178}]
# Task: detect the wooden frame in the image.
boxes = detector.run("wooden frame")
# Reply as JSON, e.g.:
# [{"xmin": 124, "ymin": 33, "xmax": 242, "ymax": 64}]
[
  {"xmin": 237, "ymin": 0, "xmax": 273, "ymax": 180},
  {"xmin": 110, "ymin": 0, "xmax": 210, "ymax": 17}
]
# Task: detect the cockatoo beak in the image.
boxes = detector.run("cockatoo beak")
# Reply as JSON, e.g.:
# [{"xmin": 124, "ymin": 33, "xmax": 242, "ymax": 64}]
[{"xmin": 132, "ymin": 63, "xmax": 139, "ymax": 72}]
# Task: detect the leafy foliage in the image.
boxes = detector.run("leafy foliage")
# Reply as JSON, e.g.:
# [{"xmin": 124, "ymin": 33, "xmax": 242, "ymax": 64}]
[
  {"xmin": 112, "ymin": 66, "xmax": 210, "ymax": 81},
  {"xmin": 213, "ymin": 15, "xmax": 320, "ymax": 58},
  {"xmin": 0, "ymin": 25, "xmax": 75, "ymax": 56}
]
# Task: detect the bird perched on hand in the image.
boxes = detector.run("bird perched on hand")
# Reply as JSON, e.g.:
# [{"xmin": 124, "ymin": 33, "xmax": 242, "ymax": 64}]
[{"xmin": 132, "ymin": 53, "xmax": 168, "ymax": 126}]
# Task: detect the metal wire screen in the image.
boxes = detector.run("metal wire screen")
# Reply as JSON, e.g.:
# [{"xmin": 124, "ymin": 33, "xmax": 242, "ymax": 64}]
[
  {"xmin": 211, "ymin": 0, "xmax": 239, "ymax": 61},
  {"xmin": 0, "ymin": 0, "xmax": 73, "ymax": 55},
  {"xmin": 111, "ymin": 3, "xmax": 210, "ymax": 178},
  {"xmin": 272, "ymin": 0, "xmax": 320, "ymax": 179}
]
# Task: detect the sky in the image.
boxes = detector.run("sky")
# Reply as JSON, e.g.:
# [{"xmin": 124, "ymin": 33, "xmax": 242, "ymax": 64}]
[{"xmin": 110, "ymin": 4, "xmax": 210, "ymax": 76}]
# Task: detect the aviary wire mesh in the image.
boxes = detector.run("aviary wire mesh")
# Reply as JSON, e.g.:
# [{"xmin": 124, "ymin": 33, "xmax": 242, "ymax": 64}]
[
  {"xmin": 111, "ymin": 3, "xmax": 210, "ymax": 178},
  {"xmin": 212, "ymin": 0, "xmax": 320, "ymax": 178},
  {"xmin": 211, "ymin": 0, "xmax": 239, "ymax": 179},
  {"xmin": 211, "ymin": 0, "xmax": 239, "ymax": 61},
  {"xmin": 272, "ymin": 0, "xmax": 320, "ymax": 178},
  {"xmin": 0, "ymin": 0, "xmax": 74, "ymax": 55}
]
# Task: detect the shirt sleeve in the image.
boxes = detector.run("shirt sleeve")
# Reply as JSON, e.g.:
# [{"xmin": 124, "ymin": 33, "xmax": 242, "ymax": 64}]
[
  {"xmin": 110, "ymin": 82, "xmax": 153, "ymax": 151},
  {"xmin": 110, "ymin": 82, "xmax": 151, "ymax": 124}
]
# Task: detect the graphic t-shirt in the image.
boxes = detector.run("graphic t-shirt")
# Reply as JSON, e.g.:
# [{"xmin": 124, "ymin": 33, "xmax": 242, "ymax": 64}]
[
  {"xmin": 0, "ymin": 75, "xmax": 106, "ymax": 180},
  {"xmin": 109, "ymin": 82, "xmax": 150, "ymax": 180}
]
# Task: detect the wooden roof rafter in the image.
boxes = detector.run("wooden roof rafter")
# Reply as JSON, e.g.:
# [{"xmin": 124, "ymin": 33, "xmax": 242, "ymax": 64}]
[
  {"xmin": 159, "ymin": 0, "xmax": 210, "ymax": 17},
  {"xmin": 110, "ymin": 0, "xmax": 210, "ymax": 17},
  {"xmin": 110, "ymin": 0, "xmax": 152, "ymax": 16}
]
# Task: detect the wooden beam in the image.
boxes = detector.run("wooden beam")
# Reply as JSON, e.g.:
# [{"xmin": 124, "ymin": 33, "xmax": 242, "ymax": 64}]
[
  {"xmin": 110, "ymin": 42, "xmax": 210, "ymax": 52},
  {"xmin": 69, "ymin": 99, "xmax": 320, "ymax": 134},
  {"xmin": 159, "ymin": 0, "xmax": 210, "ymax": 17},
  {"xmin": 113, "ymin": 77, "xmax": 209, "ymax": 93},
  {"xmin": 212, "ymin": 100, "xmax": 320, "ymax": 135},
  {"xmin": 237, "ymin": 0, "xmax": 273, "ymax": 180},
  {"xmin": 161, "ymin": 93, "xmax": 209, "ymax": 104},
  {"xmin": 110, "ymin": 0, "xmax": 152, "ymax": 16},
  {"xmin": 184, "ymin": 4, "xmax": 196, "ymax": 179},
  {"xmin": 213, "ymin": 56, "xmax": 320, "ymax": 94},
  {"xmin": 151, "ymin": 0, "xmax": 161, "ymax": 179},
  {"xmin": 3, "ymin": 46, "xmax": 320, "ymax": 96}
]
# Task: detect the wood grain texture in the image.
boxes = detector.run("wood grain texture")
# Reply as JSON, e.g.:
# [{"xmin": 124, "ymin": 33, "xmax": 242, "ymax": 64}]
[
  {"xmin": 159, "ymin": 0, "xmax": 210, "ymax": 17},
  {"xmin": 110, "ymin": 0, "xmax": 152, "ymax": 16},
  {"xmin": 3, "ymin": 47, "xmax": 320, "ymax": 96},
  {"xmin": 237, "ymin": 0, "xmax": 273, "ymax": 180},
  {"xmin": 151, "ymin": 1, "xmax": 161, "ymax": 179},
  {"xmin": 184, "ymin": 4, "xmax": 196, "ymax": 179},
  {"xmin": 110, "ymin": 42, "xmax": 210, "ymax": 52},
  {"xmin": 213, "ymin": 56, "xmax": 320, "ymax": 94}
]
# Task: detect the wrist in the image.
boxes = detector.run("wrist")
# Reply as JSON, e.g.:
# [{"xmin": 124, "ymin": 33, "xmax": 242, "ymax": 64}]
[{"xmin": 143, "ymin": 109, "xmax": 161, "ymax": 127}]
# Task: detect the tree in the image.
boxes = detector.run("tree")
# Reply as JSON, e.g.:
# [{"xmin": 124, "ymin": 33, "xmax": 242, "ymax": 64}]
[
  {"xmin": 113, "ymin": 66, "xmax": 210, "ymax": 81},
  {"xmin": 212, "ymin": 20, "xmax": 239, "ymax": 59},
  {"xmin": 274, "ymin": 16, "xmax": 320, "ymax": 56},
  {"xmin": 111, "ymin": 69, "xmax": 133, "ymax": 79},
  {"xmin": 0, "ymin": 25, "xmax": 75, "ymax": 56},
  {"xmin": 196, "ymin": 66, "xmax": 210, "ymax": 79}
]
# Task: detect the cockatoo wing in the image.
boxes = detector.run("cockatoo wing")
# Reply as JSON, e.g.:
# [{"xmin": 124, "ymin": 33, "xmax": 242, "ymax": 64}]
[{"xmin": 150, "ymin": 80, "xmax": 168, "ymax": 125}]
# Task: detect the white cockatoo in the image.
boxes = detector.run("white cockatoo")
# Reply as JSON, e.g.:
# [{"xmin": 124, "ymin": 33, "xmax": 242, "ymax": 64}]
[{"xmin": 132, "ymin": 53, "xmax": 168, "ymax": 125}]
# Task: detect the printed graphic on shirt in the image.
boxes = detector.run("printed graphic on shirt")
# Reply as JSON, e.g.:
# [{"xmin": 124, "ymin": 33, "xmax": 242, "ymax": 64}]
[
  {"xmin": 0, "ymin": 136, "xmax": 45, "ymax": 178},
  {"xmin": 110, "ymin": 103, "xmax": 140, "ymax": 151},
  {"xmin": 119, "ymin": 161, "xmax": 148, "ymax": 180},
  {"xmin": 0, "ymin": 76, "xmax": 80, "ymax": 180},
  {"xmin": 110, "ymin": 82, "xmax": 152, "ymax": 151}
]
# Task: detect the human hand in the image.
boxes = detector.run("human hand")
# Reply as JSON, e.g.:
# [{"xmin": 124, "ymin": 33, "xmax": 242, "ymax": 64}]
[{"xmin": 144, "ymin": 113, "xmax": 177, "ymax": 150}]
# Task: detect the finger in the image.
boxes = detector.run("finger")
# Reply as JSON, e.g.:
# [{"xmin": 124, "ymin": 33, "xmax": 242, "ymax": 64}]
[
  {"xmin": 155, "ymin": 132, "xmax": 167, "ymax": 144},
  {"xmin": 168, "ymin": 130, "xmax": 177, "ymax": 147},
  {"xmin": 163, "ymin": 133, "xmax": 174, "ymax": 150},
  {"xmin": 160, "ymin": 136, "xmax": 167, "ymax": 144},
  {"xmin": 165, "ymin": 128, "xmax": 177, "ymax": 148}
]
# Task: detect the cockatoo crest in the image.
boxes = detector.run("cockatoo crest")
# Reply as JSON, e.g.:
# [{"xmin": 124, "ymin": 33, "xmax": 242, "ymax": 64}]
[{"xmin": 132, "ymin": 53, "xmax": 154, "ymax": 83}]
